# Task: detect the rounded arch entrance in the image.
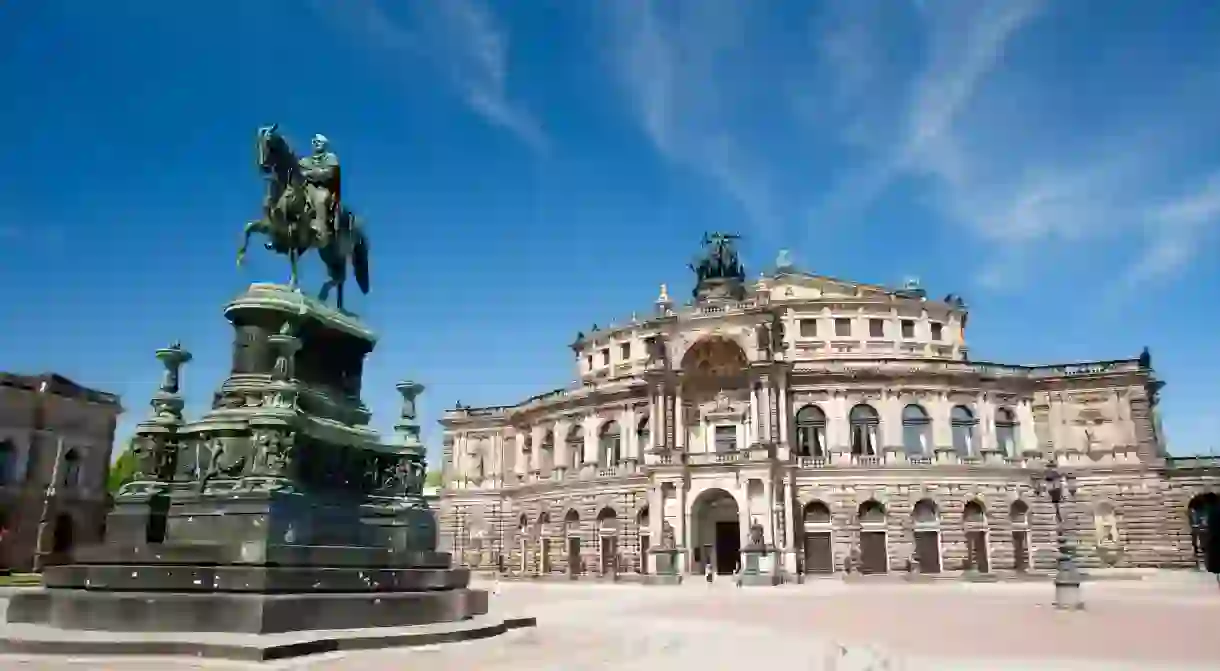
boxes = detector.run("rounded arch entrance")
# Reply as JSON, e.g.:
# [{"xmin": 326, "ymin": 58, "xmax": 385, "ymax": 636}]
[
  {"xmin": 691, "ymin": 487, "xmax": 741, "ymax": 575},
  {"xmin": 1010, "ymin": 500, "xmax": 1032, "ymax": 571},
  {"xmin": 535, "ymin": 511, "xmax": 553, "ymax": 575},
  {"xmin": 563, "ymin": 509, "xmax": 583, "ymax": 575},
  {"xmin": 596, "ymin": 507, "xmax": 620, "ymax": 575},
  {"xmin": 680, "ymin": 336, "xmax": 749, "ymax": 379},
  {"xmin": 1187, "ymin": 492, "xmax": 1220, "ymax": 570},
  {"xmin": 679, "ymin": 337, "xmax": 751, "ymax": 454},
  {"xmin": 801, "ymin": 500, "xmax": 835, "ymax": 575},
  {"xmin": 515, "ymin": 513, "xmax": 530, "ymax": 573},
  {"xmin": 911, "ymin": 499, "xmax": 942, "ymax": 574},
  {"xmin": 855, "ymin": 500, "xmax": 888, "ymax": 574},
  {"xmin": 962, "ymin": 499, "xmax": 991, "ymax": 573},
  {"xmin": 636, "ymin": 504, "xmax": 651, "ymax": 574}
]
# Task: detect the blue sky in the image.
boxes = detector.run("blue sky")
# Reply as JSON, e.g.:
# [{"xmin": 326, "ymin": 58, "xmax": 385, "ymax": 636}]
[{"xmin": 3, "ymin": 0, "xmax": 1219, "ymax": 460}]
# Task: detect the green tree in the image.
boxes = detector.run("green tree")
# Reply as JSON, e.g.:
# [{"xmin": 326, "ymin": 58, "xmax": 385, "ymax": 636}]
[
  {"xmin": 424, "ymin": 469, "xmax": 442, "ymax": 488},
  {"xmin": 107, "ymin": 446, "xmax": 139, "ymax": 495}
]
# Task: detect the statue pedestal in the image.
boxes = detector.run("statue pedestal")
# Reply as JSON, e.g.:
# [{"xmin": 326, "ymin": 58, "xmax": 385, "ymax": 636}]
[
  {"xmin": 645, "ymin": 547, "xmax": 685, "ymax": 585},
  {"xmin": 739, "ymin": 544, "xmax": 782, "ymax": 587},
  {"xmin": 4, "ymin": 284, "xmax": 508, "ymax": 657}
]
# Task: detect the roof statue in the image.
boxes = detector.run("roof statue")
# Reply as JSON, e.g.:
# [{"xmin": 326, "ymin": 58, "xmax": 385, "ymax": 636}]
[
  {"xmin": 689, "ymin": 232, "xmax": 746, "ymax": 302},
  {"xmin": 775, "ymin": 249, "xmax": 795, "ymax": 273},
  {"xmin": 236, "ymin": 124, "xmax": 371, "ymax": 312}
]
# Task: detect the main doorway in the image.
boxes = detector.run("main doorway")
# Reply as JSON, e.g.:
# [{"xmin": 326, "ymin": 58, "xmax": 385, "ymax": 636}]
[
  {"xmin": 692, "ymin": 488, "xmax": 741, "ymax": 575},
  {"xmin": 714, "ymin": 521, "xmax": 740, "ymax": 573},
  {"xmin": 802, "ymin": 500, "xmax": 835, "ymax": 574}
]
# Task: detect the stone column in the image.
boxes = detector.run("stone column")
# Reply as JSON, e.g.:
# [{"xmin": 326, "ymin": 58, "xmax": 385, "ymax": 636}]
[
  {"xmin": 777, "ymin": 374, "xmax": 790, "ymax": 447},
  {"xmin": 677, "ymin": 482, "xmax": 688, "ymax": 573},
  {"xmin": 1048, "ymin": 393, "xmax": 1067, "ymax": 453},
  {"xmin": 582, "ymin": 416, "xmax": 598, "ymax": 469},
  {"xmin": 489, "ymin": 433, "xmax": 502, "ymax": 486},
  {"xmin": 782, "ymin": 474, "xmax": 796, "ymax": 573},
  {"xmin": 758, "ymin": 377, "xmax": 772, "ymax": 443},
  {"xmin": 553, "ymin": 419, "xmax": 569, "ymax": 478},
  {"xmin": 748, "ymin": 384, "xmax": 759, "ymax": 447},
  {"xmin": 762, "ymin": 476, "xmax": 775, "ymax": 544},
  {"xmin": 738, "ymin": 487, "xmax": 752, "ymax": 546},
  {"xmin": 977, "ymin": 393, "xmax": 995, "ymax": 454},
  {"xmin": 1017, "ymin": 400, "xmax": 1037, "ymax": 455},
  {"xmin": 530, "ymin": 425, "xmax": 544, "ymax": 476},
  {"xmin": 881, "ymin": 394, "xmax": 902, "ymax": 448},
  {"xmin": 623, "ymin": 405, "xmax": 637, "ymax": 465},
  {"xmin": 674, "ymin": 388, "xmax": 685, "ymax": 450},
  {"xmin": 514, "ymin": 432, "xmax": 527, "ymax": 477},
  {"xmin": 931, "ymin": 393, "xmax": 952, "ymax": 448},
  {"xmin": 648, "ymin": 484, "xmax": 663, "ymax": 573}
]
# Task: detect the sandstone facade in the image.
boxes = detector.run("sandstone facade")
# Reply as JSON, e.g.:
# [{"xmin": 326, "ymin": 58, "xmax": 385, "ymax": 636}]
[{"xmin": 439, "ymin": 255, "xmax": 1220, "ymax": 579}]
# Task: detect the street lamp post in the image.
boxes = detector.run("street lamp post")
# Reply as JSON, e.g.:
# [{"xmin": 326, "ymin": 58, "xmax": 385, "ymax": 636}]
[
  {"xmin": 31, "ymin": 434, "xmax": 65, "ymax": 573},
  {"xmin": 1031, "ymin": 460, "xmax": 1083, "ymax": 610}
]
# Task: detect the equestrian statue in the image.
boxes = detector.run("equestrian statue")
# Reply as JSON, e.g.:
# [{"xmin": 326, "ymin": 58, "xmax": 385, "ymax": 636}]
[{"xmin": 237, "ymin": 124, "xmax": 371, "ymax": 311}]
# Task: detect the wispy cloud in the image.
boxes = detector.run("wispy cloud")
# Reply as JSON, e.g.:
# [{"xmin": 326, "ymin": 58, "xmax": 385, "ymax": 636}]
[
  {"xmin": 602, "ymin": 0, "xmax": 779, "ymax": 238},
  {"xmin": 1127, "ymin": 172, "xmax": 1220, "ymax": 286},
  {"xmin": 312, "ymin": 0, "xmax": 546, "ymax": 152},
  {"xmin": 812, "ymin": 0, "xmax": 1220, "ymax": 290}
]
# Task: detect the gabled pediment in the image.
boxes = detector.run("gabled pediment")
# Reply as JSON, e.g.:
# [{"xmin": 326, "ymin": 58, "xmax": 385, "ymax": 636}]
[{"xmin": 756, "ymin": 272, "xmax": 891, "ymax": 302}]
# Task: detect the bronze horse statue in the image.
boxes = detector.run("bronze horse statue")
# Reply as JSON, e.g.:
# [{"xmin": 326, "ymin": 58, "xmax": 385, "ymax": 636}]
[{"xmin": 237, "ymin": 125, "xmax": 370, "ymax": 311}]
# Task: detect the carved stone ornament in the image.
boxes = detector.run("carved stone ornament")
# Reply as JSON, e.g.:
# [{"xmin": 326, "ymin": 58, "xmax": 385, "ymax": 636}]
[{"xmin": 660, "ymin": 521, "xmax": 676, "ymax": 549}]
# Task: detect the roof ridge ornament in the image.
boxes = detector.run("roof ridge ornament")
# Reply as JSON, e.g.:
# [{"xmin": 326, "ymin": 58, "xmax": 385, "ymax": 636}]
[{"xmin": 775, "ymin": 249, "xmax": 795, "ymax": 273}]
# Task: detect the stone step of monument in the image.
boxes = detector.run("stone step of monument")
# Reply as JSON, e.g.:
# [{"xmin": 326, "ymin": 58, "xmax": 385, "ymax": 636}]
[
  {"xmin": 44, "ymin": 564, "xmax": 471, "ymax": 593},
  {"xmin": 7, "ymin": 587, "xmax": 490, "ymax": 634},
  {"xmin": 72, "ymin": 543, "xmax": 452, "ymax": 568},
  {"xmin": 0, "ymin": 613, "xmax": 537, "ymax": 662}
]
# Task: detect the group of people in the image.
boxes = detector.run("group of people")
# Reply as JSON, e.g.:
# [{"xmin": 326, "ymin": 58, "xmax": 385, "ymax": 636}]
[{"xmin": 704, "ymin": 557, "xmax": 743, "ymax": 587}]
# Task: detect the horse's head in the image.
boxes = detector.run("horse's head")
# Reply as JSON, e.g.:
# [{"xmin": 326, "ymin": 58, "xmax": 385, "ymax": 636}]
[{"xmin": 256, "ymin": 123, "xmax": 287, "ymax": 175}]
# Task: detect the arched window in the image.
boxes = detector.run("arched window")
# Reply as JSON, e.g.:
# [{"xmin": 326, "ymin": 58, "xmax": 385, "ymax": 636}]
[
  {"xmin": 963, "ymin": 500, "xmax": 987, "ymax": 526},
  {"xmin": 636, "ymin": 416, "xmax": 650, "ymax": 452},
  {"xmin": 912, "ymin": 499, "xmax": 939, "ymax": 526},
  {"xmin": 995, "ymin": 407, "xmax": 1018, "ymax": 455},
  {"xmin": 61, "ymin": 449, "xmax": 81, "ymax": 489},
  {"xmin": 794, "ymin": 405, "xmax": 827, "ymax": 458},
  {"xmin": 901, "ymin": 404, "xmax": 931, "ymax": 456},
  {"xmin": 540, "ymin": 430, "xmax": 555, "ymax": 473},
  {"xmin": 849, "ymin": 404, "xmax": 879, "ymax": 456},
  {"xmin": 950, "ymin": 406, "xmax": 976, "ymax": 457},
  {"xmin": 565, "ymin": 425, "xmax": 584, "ymax": 470},
  {"xmin": 1009, "ymin": 500, "xmax": 1030, "ymax": 526},
  {"xmin": 857, "ymin": 499, "xmax": 886, "ymax": 525},
  {"xmin": 0, "ymin": 439, "xmax": 15, "ymax": 484},
  {"xmin": 598, "ymin": 421, "xmax": 621, "ymax": 468},
  {"xmin": 803, "ymin": 500, "xmax": 832, "ymax": 525}
]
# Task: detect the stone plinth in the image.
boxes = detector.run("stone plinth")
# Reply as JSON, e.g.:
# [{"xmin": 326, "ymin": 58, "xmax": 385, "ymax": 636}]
[
  {"xmin": 645, "ymin": 547, "xmax": 685, "ymax": 585},
  {"xmin": 739, "ymin": 544, "xmax": 782, "ymax": 586},
  {"xmin": 3, "ymin": 284, "xmax": 508, "ymax": 657}
]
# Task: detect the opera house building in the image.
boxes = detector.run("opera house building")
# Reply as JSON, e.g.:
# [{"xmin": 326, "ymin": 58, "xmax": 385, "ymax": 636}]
[{"xmin": 439, "ymin": 237, "xmax": 1220, "ymax": 580}]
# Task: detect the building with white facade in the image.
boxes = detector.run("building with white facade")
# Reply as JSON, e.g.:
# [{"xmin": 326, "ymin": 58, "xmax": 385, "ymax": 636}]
[{"xmin": 439, "ymin": 238, "xmax": 1220, "ymax": 579}]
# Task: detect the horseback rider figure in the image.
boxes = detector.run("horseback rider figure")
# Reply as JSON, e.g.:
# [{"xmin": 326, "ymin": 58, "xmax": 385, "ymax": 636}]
[{"xmin": 299, "ymin": 134, "xmax": 341, "ymax": 248}]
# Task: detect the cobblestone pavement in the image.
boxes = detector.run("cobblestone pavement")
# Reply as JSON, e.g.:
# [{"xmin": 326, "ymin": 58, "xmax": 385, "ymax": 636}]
[{"xmin": 2, "ymin": 576, "xmax": 1219, "ymax": 670}]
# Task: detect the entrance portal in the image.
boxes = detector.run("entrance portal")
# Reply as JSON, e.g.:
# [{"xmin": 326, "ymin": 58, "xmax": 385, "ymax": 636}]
[
  {"xmin": 856, "ymin": 500, "xmax": 888, "ymax": 574},
  {"xmin": 1188, "ymin": 493, "xmax": 1220, "ymax": 572},
  {"xmin": 692, "ymin": 488, "xmax": 741, "ymax": 575},
  {"xmin": 802, "ymin": 500, "xmax": 835, "ymax": 574},
  {"xmin": 714, "ymin": 521, "xmax": 740, "ymax": 574}
]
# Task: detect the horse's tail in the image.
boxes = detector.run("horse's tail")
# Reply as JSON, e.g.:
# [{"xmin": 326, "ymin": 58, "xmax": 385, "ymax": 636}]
[{"xmin": 351, "ymin": 222, "xmax": 370, "ymax": 295}]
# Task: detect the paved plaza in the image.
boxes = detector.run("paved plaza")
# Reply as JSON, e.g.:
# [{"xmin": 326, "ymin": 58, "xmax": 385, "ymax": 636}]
[{"xmin": 2, "ymin": 575, "xmax": 1219, "ymax": 670}]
